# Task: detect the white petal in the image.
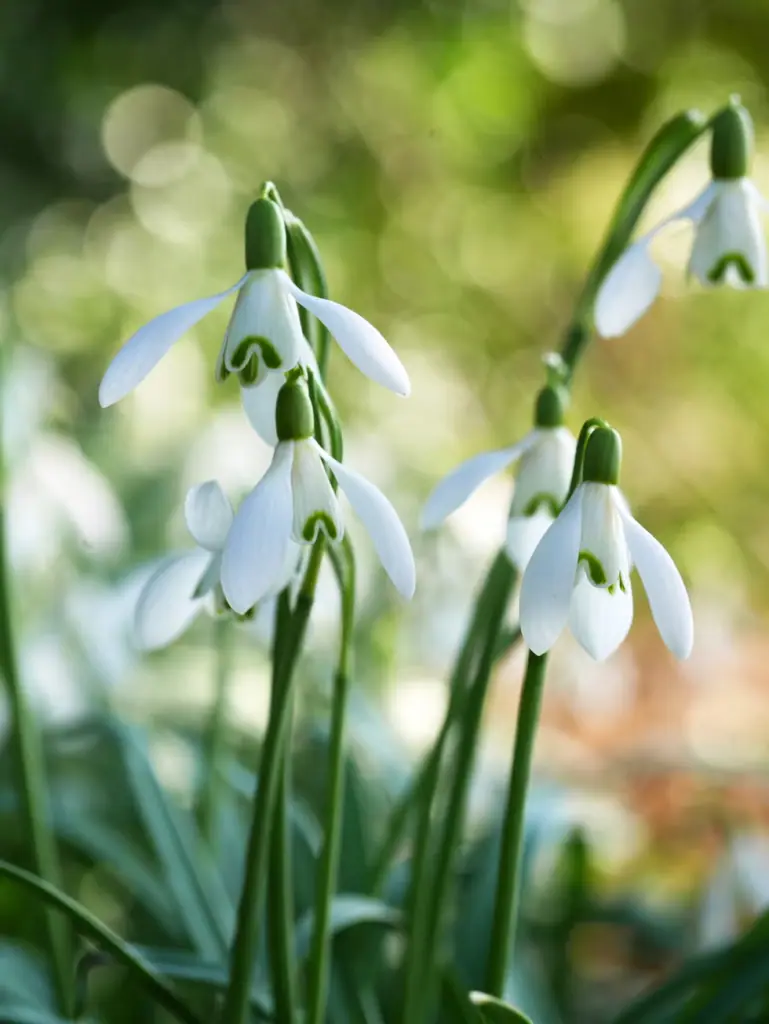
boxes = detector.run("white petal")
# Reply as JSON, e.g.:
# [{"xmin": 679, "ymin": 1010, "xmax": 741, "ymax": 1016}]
[
  {"xmin": 291, "ymin": 439, "xmax": 343, "ymax": 543},
  {"xmin": 184, "ymin": 481, "xmax": 233, "ymax": 551},
  {"xmin": 688, "ymin": 179, "xmax": 767, "ymax": 287},
  {"xmin": 99, "ymin": 277, "xmax": 246, "ymax": 407},
  {"xmin": 618, "ymin": 507, "xmax": 693, "ymax": 659},
  {"xmin": 282, "ymin": 272, "xmax": 410, "ymax": 397},
  {"xmin": 264, "ymin": 540, "xmax": 304, "ymax": 600},
  {"xmin": 220, "ymin": 270, "xmax": 304, "ymax": 382},
  {"xmin": 568, "ymin": 567, "xmax": 633, "ymax": 661},
  {"xmin": 578, "ymin": 482, "xmax": 626, "ymax": 588},
  {"xmin": 505, "ymin": 511, "xmax": 553, "ymax": 571},
  {"xmin": 421, "ymin": 434, "xmax": 538, "ymax": 530},
  {"xmin": 316, "ymin": 442, "xmax": 416, "ymax": 599},
  {"xmin": 594, "ymin": 242, "xmax": 662, "ymax": 338},
  {"xmin": 220, "ymin": 443, "xmax": 295, "ymax": 614},
  {"xmin": 241, "ymin": 371, "xmax": 283, "ymax": 447},
  {"xmin": 519, "ymin": 487, "xmax": 584, "ymax": 655},
  {"xmin": 241, "ymin": 339, "xmax": 318, "ymax": 447},
  {"xmin": 134, "ymin": 550, "xmax": 211, "ymax": 650}
]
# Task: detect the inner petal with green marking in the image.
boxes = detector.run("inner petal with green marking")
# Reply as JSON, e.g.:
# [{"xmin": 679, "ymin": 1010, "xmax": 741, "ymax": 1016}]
[{"xmin": 707, "ymin": 251, "xmax": 755, "ymax": 284}]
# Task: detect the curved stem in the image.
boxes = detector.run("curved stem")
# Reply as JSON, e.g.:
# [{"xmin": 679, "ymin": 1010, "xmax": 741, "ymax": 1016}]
[
  {"xmin": 0, "ymin": 445, "xmax": 72, "ymax": 1011},
  {"xmin": 197, "ymin": 615, "xmax": 231, "ymax": 849},
  {"xmin": 485, "ymin": 650, "xmax": 549, "ymax": 996},
  {"xmin": 268, "ymin": 710, "xmax": 299, "ymax": 1024},
  {"xmin": 402, "ymin": 554, "xmax": 517, "ymax": 1024},
  {"xmin": 222, "ymin": 540, "xmax": 326, "ymax": 1024},
  {"xmin": 306, "ymin": 539, "xmax": 356, "ymax": 1024}
]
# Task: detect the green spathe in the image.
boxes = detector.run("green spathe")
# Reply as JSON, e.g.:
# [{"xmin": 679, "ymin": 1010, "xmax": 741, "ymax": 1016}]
[
  {"xmin": 245, "ymin": 198, "xmax": 287, "ymax": 271},
  {"xmin": 582, "ymin": 425, "xmax": 621, "ymax": 486},
  {"xmin": 534, "ymin": 384, "xmax": 567, "ymax": 428},
  {"xmin": 710, "ymin": 98, "xmax": 753, "ymax": 181},
  {"xmin": 276, "ymin": 377, "xmax": 315, "ymax": 442}
]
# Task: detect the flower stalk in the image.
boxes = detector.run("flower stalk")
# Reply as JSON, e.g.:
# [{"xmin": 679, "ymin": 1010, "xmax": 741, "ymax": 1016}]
[{"xmin": 197, "ymin": 614, "xmax": 231, "ymax": 849}]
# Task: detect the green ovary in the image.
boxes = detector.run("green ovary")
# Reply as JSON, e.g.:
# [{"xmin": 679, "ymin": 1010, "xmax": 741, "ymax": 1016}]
[
  {"xmin": 302, "ymin": 511, "xmax": 339, "ymax": 542},
  {"xmin": 707, "ymin": 252, "xmax": 754, "ymax": 284}
]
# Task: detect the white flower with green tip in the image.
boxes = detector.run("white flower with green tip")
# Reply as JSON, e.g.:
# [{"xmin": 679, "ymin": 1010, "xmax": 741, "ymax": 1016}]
[
  {"xmin": 596, "ymin": 100, "xmax": 768, "ymax": 338},
  {"xmin": 99, "ymin": 197, "xmax": 409, "ymax": 408},
  {"xmin": 421, "ymin": 387, "xmax": 576, "ymax": 570},
  {"xmin": 221, "ymin": 376, "xmax": 415, "ymax": 613},
  {"xmin": 520, "ymin": 425, "xmax": 693, "ymax": 661},
  {"xmin": 134, "ymin": 480, "xmax": 297, "ymax": 650}
]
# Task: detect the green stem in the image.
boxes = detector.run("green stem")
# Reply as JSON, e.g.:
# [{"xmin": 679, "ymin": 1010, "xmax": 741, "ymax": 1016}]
[
  {"xmin": 0, "ymin": 514, "xmax": 72, "ymax": 1009},
  {"xmin": 221, "ymin": 540, "xmax": 325, "ymax": 1024},
  {"xmin": 268, "ymin": 712, "xmax": 299, "ymax": 1024},
  {"xmin": 197, "ymin": 615, "xmax": 231, "ymax": 849},
  {"xmin": 485, "ymin": 650, "xmax": 549, "ymax": 996},
  {"xmin": 402, "ymin": 554, "xmax": 517, "ymax": 1024},
  {"xmin": 306, "ymin": 539, "xmax": 356, "ymax": 1024}
]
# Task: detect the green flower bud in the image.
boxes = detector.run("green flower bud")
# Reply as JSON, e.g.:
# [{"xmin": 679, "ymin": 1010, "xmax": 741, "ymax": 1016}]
[
  {"xmin": 582, "ymin": 425, "xmax": 621, "ymax": 486},
  {"xmin": 534, "ymin": 385, "xmax": 568, "ymax": 428},
  {"xmin": 276, "ymin": 376, "xmax": 315, "ymax": 442},
  {"xmin": 710, "ymin": 98, "xmax": 753, "ymax": 180},
  {"xmin": 244, "ymin": 197, "xmax": 286, "ymax": 271}
]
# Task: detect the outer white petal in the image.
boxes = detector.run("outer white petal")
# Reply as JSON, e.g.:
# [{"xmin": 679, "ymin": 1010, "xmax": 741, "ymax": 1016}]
[
  {"xmin": 241, "ymin": 339, "xmax": 318, "ymax": 447},
  {"xmin": 99, "ymin": 277, "xmax": 246, "ymax": 407},
  {"xmin": 316, "ymin": 442, "xmax": 416, "ymax": 599},
  {"xmin": 568, "ymin": 566, "xmax": 633, "ymax": 661},
  {"xmin": 220, "ymin": 443, "xmax": 295, "ymax": 614},
  {"xmin": 505, "ymin": 511, "xmax": 553, "ymax": 571},
  {"xmin": 291, "ymin": 439, "xmax": 343, "ymax": 543},
  {"xmin": 519, "ymin": 487, "xmax": 584, "ymax": 655},
  {"xmin": 184, "ymin": 481, "xmax": 233, "ymax": 551},
  {"xmin": 282, "ymin": 272, "xmax": 410, "ymax": 396},
  {"xmin": 134, "ymin": 549, "xmax": 212, "ymax": 650},
  {"xmin": 618, "ymin": 506, "xmax": 693, "ymax": 659},
  {"xmin": 421, "ymin": 433, "xmax": 539, "ymax": 530},
  {"xmin": 594, "ymin": 242, "xmax": 663, "ymax": 338},
  {"xmin": 264, "ymin": 540, "xmax": 304, "ymax": 600}
]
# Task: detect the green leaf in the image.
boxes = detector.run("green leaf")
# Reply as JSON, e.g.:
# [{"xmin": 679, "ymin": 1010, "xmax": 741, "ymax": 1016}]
[
  {"xmin": 470, "ymin": 992, "xmax": 535, "ymax": 1024},
  {"xmin": 0, "ymin": 942, "xmax": 54, "ymax": 1008},
  {"xmin": 0, "ymin": 1010, "xmax": 78, "ymax": 1024},
  {"xmin": 136, "ymin": 946, "xmax": 273, "ymax": 1019},
  {"xmin": 115, "ymin": 725, "xmax": 233, "ymax": 959},
  {"xmin": 0, "ymin": 861, "xmax": 200, "ymax": 1024},
  {"xmin": 294, "ymin": 895, "xmax": 401, "ymax": 962}
]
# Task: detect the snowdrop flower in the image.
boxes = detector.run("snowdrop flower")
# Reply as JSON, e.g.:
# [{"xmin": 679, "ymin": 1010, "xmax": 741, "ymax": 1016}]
[
  {"xmin": 134, "ymin": 480, "xmax": 299, "ymax": 650},
  {"xmin": 221, "ymin": 374, "xmax": 415, "ymax": 613},
  {"xmin": 520, "ymin": 425, "xmax": 693, "ymax": 661},
  {"xmin": 596, "ymin": 99, "xmax": 767, "ymax": 337},
  {"xmin": 99, "ymin": 197, "xmax": 410, "ymax": 408},
  {"xmin": 421, "ymin": 387, "xmax": 576, "ymax": 570}
]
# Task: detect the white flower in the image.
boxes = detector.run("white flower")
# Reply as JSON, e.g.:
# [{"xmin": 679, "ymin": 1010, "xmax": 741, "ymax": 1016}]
[
  {"xmin": 240, "ymin": 338, "xmax": 318, "ymax": 447},
  {"xmin": 99, "ymin": 268, "xmax": 410, "ymax": 407},
  {"xmin": 519, "ymin": 481, "xmax": 693, "ymax": 661},
  {"xmin": 595, "ymin": 179, "xmax": 768, "ymax": 337},
  {"xmin": 421, "ymin": 427, "xmax": 576, "ymax": 570},
  {"xmin": 134, "ymin": 480, "xmax": 298, "ymax": 650},
  {"xmin": 220, "ymin": 439, "xmax": 415, "ymax": 613}
]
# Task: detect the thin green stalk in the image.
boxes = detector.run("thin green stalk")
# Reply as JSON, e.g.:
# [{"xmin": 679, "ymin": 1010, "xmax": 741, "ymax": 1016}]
[
  {"xmin": 368, "ymin": 625, "xmax": 521, "ymax": 896},
  {"xmin": 197, "ymin": 615, "xmax": 231, "ymax": 848},
  {"xmin": 402, "ymin": 555, "xmax": 517, "ymax": 1024},
  {"xmin": 222, "ymin": 540, "xmax": 325, "ymax": 1024},
  {"xmin": 485, "ymin": 650, "xmax": 549, "ymax": 996},
  {"xmin": 306, "ymin": 540, "xmax": 356, "ymax": 1024},
  {"xmin": 268, "ymin": 719, "xmax": 299, "ymax": 1024},
  {"xmin": 0, "ymin": 514, "xmax": 72, "ymax": 1011}
]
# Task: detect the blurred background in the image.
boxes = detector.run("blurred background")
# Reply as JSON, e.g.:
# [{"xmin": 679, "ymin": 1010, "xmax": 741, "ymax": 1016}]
[{"xmin": 3, "ymin": 0, "xmax": 769, "ymax": 1019}]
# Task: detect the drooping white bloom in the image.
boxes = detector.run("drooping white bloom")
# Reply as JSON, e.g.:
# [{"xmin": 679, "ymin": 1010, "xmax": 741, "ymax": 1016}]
[
  {"xmin": 595, "ymin": 180, "xmax": 768, "ymax": 337},
  {"xmin": 99, "ymin": 266, "xmax": 409, "ymax": 408},
  {"xmin": 519, "ymin": 481, "xmax": 693, "ymax": 661},
  {"xmin": 221, "ymin": 438, "xmax": 415, "ymax": 613},
  {"xmin": 421, "ymin": 426, "xmax": 576, "ymax": 570},
  {"xmin": 134, "ymin": 480, "xmax": 298, "ymax": 650}
]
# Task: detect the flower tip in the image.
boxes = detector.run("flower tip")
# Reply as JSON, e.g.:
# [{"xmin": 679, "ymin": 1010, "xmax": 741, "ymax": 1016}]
[{"xmin": 98, "ymin": 373, "xmax": 120, "ymax": 408}]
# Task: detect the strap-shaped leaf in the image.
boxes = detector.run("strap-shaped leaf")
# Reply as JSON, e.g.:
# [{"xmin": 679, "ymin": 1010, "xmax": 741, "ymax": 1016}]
[{"xmin": 470, "ymin": 992, "xmax": 535, "ymax": 1024}]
